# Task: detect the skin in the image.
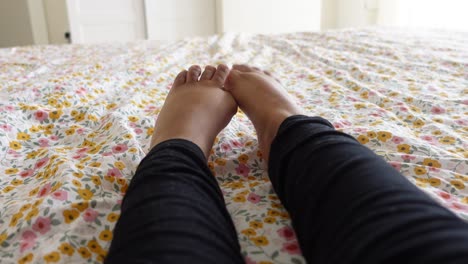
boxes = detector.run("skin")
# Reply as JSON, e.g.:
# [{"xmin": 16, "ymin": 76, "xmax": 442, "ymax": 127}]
[{"xmin": 150, "ymin": 64, "xmax": 302, "ymax": 162}]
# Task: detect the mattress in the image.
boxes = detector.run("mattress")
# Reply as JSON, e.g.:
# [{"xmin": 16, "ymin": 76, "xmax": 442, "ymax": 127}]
[{"xmin": 0, "ymin": 28, "xmax": 467, "ymax": 263}]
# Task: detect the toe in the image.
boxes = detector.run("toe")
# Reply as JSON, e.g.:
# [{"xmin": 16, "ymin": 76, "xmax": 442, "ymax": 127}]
[
  {"xmin": 212, "ymin": 64, "xmax": 230, "ymax": 85},
  {"xmin": 233, "ymin": 64, "xmax": 253, "ymax": 72},
  {"xmin": 200, "ymin": 65, "xmax": 216, "ymax": 80},
  {"xmin": 173, "ymin": 70, "xmax": 188, "ymax": 87},
  {"xmin": 187, "ymin": 65, "xmax": 202, "ymax": 82}
]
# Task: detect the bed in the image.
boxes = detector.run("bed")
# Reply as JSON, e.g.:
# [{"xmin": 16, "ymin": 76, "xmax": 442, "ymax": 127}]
[{"xmin": 0, "ymin": 28, "xmax": 467, "ymax": 263}]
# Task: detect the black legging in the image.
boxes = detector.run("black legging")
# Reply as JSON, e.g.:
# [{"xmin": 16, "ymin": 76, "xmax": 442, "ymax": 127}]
[{"xmin": 106, "ymin": 115, "xmax": 468, "ymax": 264}]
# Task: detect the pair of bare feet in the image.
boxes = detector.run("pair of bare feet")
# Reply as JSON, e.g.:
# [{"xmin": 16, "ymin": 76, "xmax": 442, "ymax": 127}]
[{"xmin": 150, "ymin": 64, "xmax": 303, "ymax": 162}]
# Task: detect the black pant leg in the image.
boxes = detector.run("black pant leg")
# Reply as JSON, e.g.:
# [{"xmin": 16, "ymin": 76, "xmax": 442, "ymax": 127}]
[
  {"xmin": 269, "ymin": 115, "xmax": 468, "ymax": 264},
  {"xmin": 106, "ymin": 139, "xmax": 244, "ymax": 264}
]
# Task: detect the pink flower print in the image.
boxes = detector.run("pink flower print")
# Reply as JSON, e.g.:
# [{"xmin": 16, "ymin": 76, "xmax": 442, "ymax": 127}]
[
  {"xmin": 455, "ymin": 119, "xmax": 467, "ymax": 126},
  {"xmin": 235, "ymin": 163, "xmax": 250, "ymax": 177},
  {"xmin": 389, "ymin": 161, "xmax": 402, "ymax": 171},
  {"xmin": 20, "ymin": 169, "xmax": 34, "ymax": 178},
  {"xmin": 333, "ymin": 122, "xmax": 343, "ymax": 129},
  {"xmin": 38, "ymin": 183, "xmax": 51, "ymax": 198},
  {"xmin": 221, "ymin": 143, "xmax": 231, "ymax": 152},
  {"xmin": 35, "ymin": 157, "xmax": 50, "ymax": 169},
  {"xmin": 277, "ymin": 226, "xmax": 295, "ymax": 241},
  {"xmin": 391, "ymin": 136, "xmax": 404, "ymax": 144},
  {"xmin": 129, "ymin": 122, "xmax": 136, "ymax": 128},
  {"xmin": 438, "ymin": 191, "xmax": 451, "ymax": 200},
  {"xmin": 245, "ymin": 257, "xmax": 257, "ymax": 264},
  {"xmin": 51, "ymin": 190, "xmax": 68, "ymax": 201},
  {"xmin": 431, "ymin": 106, "xmax": 446, "ymax": 115},
  {"xmin": 77, "ymin": 128, "xmax": 85, "ymax": 135},
  {"xmin": 34, "ymin": 110, "xmax": 48, "ymax": 122},
  {"xmin": 247, "ymin": 193, "xmax": 261, "ymax": 204},
  {"xmin": 32, "ymin": 217, "xmax": 51, "ymax": 234},
  {"xmin": 134, "ymin": 128, "xmax": 143, "ymax": 134},
  {"xmin": 401, "ymin": 154, "xmax": 415, "ymax": 160},
  {"xmin": 83, "ymin": 208, "xmax": 98, "ymax": 222},
  {"xmin": 20, "ymin": 230, "xmax": 37, "ymax": 253},
  {"xmin": 20, "ymin": 240, "xmax": 35, "ymax": 253},
  {"xmin": 49, "ymin": 135, "xmax": 59, "ymax": 141},
  {"xmin": 281, "ymin": 241, "xmax": 301, "ymax": 255},
  {"xmin": 399, "ymin": 107, "xmax": 408, "ymax": 112},
  {"xmin": 421, "ymin": 135, "xmax": 437, "ymax": 145},
  {"xmin": 231, "ymin": 140, "xmax": 242, "ymax": 148},
  {"xmin": 77, "ymin": 147, "xmax": 88, "ymax": 153},
  {"xmin": 112, "ymin": 144, "xmax": 128, "ymax": 154},
  {"xmin": 5, "ymin": 105, "xmax": 14, "ymax": 111},
  {"xmin": 107, "ymin": 168, "xmax": 122, "ymax": 178},
  {"xmin": 38, "ymin": 138, "xmax": 49, "ymax": 147},
  {"xmin": 102, "ymin": 152, "xmax": 113, "ymax": 156},
  {"xmin": 0, "ymin": 124, "xmax": 11, "ymax": 131}
]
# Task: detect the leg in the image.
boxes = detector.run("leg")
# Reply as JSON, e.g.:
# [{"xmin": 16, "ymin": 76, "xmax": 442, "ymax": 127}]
[
  {"xmin": 106, "ymin": 65, "xmax": 244, "ymax": 264},
  {"xmin": 225, "ymin": 65, "xmax": 468, "ymax": 264}
]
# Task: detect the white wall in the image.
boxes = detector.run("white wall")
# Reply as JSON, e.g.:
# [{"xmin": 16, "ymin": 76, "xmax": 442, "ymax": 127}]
[
  {"xmin": 44, "ymin": 0, "xmax": 70, "ymax": 44},
  {"xmin": 0, "ymin": 0, "xmax": 35, "ymax": 47},
  {"xmin": 219, "ymin": 0, "xmax": 321, "ymax": 34}
]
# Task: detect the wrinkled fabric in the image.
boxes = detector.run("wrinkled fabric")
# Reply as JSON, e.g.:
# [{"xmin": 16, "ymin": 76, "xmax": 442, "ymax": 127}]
[{"xmin": 0, "ymin": 28, "xmax": 467, "ymax": 263}]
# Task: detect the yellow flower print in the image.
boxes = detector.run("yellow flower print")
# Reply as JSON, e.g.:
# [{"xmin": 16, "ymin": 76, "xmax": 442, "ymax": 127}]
[
  {"xmin": 249, "ymin": 221, "xmax": 263, "ymax": 229},
  {"xmin": 87, "ymin": 145, "xmax": 101, "ymax": 154},
  {"xmin": 251, "ymin": 236, "xmax": 269, "ymax": 246},
  {"xmin": 280, "ymin": 212, "xmax": 290, "ymax": 219},
  {"xmin": 32, "ymin": 199, "xmax": 43, "ymax": 208},
  {"xmin": 89, "ymin": 162, "xmax": 101, "ymax": 168},
  {"xmin": 147, "ymin": 127, "xmax": 154, "ymax": 136},
  {"xmin": 72, "ymin": 179, "xmax": 82, "ymax": 188},
  {"xmin": 71, "ymin": 202, "xmax": 89, "ymax": 212},
  {"xmin": 414, "ymin": 167, "xmax": 427, "ymax": 176},
  {"xmin": 65, "ymin": 128, "xmax": 76, "ymax": 135},
  {"xmin": 91, "ymin": 176, "xmax": 101, "ymax": 185},
  {"xmin": 116, "ymin": 178, "xmax": 127, "ymax": 186},
  {"xmin": 423, "ymin": 158, "xmax": 441, "ymax": 168},
  {"xmin": 264, "ymin": 217, "xmax": 276, "ymax": 224},
  {"xmin": 9, "ymin": 212, "xmax": 23, "ymax": 227},
  {"xmin": 257, "ymin": 150, "xmax": 263, "ymax": 159},
  {"xmin": 88, "ymin": 114, "xmax": 98, "ymax": 122},
  {"xmin": 104, "ymin": 175, "xmax": 115, "ymax": 183},
  {"xmin": 267, "ymin": 210, "xmax": 281, "ymax": 217},
  {"xmin": 104, "ymin": 122, "xmax": 113, "ymax": 130},
  {"xmin": 429, "ymin": 178, "xmax": 441, "ymax": 187},
  {"xmin": 76, "ymin": 164, "xmax": 84, "ymax": 170},
  {"xmin": 17, "ymin": 132, "xmax": 30, "ymax": 141},
  {"xmin": 73, "ymin": 172, "xmax": 83, "ymax": 178},
  {"xmin": 245, "ymin": 141, "xmax": 254, "ymax": 147},
  {"xmin": 107, "ymin": 213, "xmax": 119, "ymax": 222},
  {"xmin": 78, "ymin": 247, "xmax": 91, "ymax": 259},
  {"xmin": 0, "ymin": 232, "xmax": 7, "ymax": 245},
  {"xmin": 271, "ymin": 202, "xmax": 282, "ymax": 209},
  {"xmin": 96, "ymin": 251, "xmax": 107, "ymax": 262},
  {"xmin": 63, "ymin": 209, "xmax": 80, "ymax": 224},
  {"xmin": 77, "ymin": 188, "xmax": 93, "ymax": 200},
  {"xmin": 129, "ymin": 147, "xmax": 138, "ymax": 154},
  {"xmin": 455, "ymin": 174, "xmax": 468, "ymax": 182},
  {"xmin": 128, "ymin": 116, "xmax": 139, "ymax": 122},
  {"xmin": 439, "ymin": 136, "xmax": 455, "ymax": 145},
  {"xmin": 412, "ymin": 119, "xmax": 425, "ymax": 128},
  {"xmin": 397, "ymin": 144, "xmax": 411, "ymax": 154},
  {"xmin": 357, "ymin": 135, "xmax": 369, "ymax": 144},
  {"xmin": 29, "ymin": 126, "xmax": 39, "ymax": 133},
  {"xmin": 49, "ymin": 110, "xmax": 63, "ymax": 120},
  {"xmin": 20, "ymin": 204, "xmax": 31, "ymax": 212},
  {"xmin": 87, "ymin": 240, "xmax": 103, "ymax": 254},
  {"xmin": 123, "ymin": 133, "xmax": 133, "ymax": 139},
  {"xmin": 3, "ymin": 186, "xmax": 15, "ymax": 193},
  {"xmin": 268, "ymin": 195, "xmax": 278, "ymax": 201},
  {"xmin": 233, "ymin": 195, "xmax": 246, "ymax": 203},
  {"xmin": 5, "ymin": 168, "xmax": 19, "ymax": 175},
  {"xmin": 58, "ymin": 243, "xmax": 75, "ymax": 256},
  {"xmin": 9, "ymin": 141, "xmax": 22, "ymax": 150},
  {"xmin": 367, "ymin": 131, "xmax": 376, "ymax": 138},
  {"xmin": 99, "ymin": 230, "xmax": 113, "ymax": 241},
  {"xmin": 461, "ymin": 197, "xmax": 468, "ymax": 204},
  {"xmin": 215, "ymin": 158, "xmax": 227, "ymax": 166},
  {"xmin": 354, "ymin": 103, "xmax": 366, "ymax": 110},
  {"xmin": 114, "ymin": 161, "xmax": 126, "ymax": 170},
  {"xmin": 432, "ymin": 117, "xmax": 443, "ymax": 123},
  {"xmin": 43, "ymin": 251, "xmax": 60, "ymax": 263},
  {"xmin": 450, "ymin": 180, "xmax": 465, "ymax": 190},
  {"xmin": 377, "ymin": 131, "xmax": 392, "ymax": 142},
  {"xmin": 18, "ymin": 253, "xmax": 34, "ymax": 264},
  {"xmin": 74, "ymin": 112, "xmax": 85, "ymax": 122},
  {"xmin": 25, "ymin": 208, "xmax": 39, "ymax": 221},
  {"xmin": 241, "ymin": 228, "xmax": 257, "ymax": 237},
  {"xmin": 238, "ymin": 154, "xmax": 249, "ymax": 164},
  {"xmin": 11, "ymin": 179, "xmax": 23, "ymax": 186},
  {"xmin": 432, "ymin": 130, "xmax": 442, "ymax": 136}
]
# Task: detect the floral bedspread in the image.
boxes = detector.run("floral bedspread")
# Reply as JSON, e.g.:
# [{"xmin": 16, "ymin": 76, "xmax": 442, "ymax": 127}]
[{"xmin": 0, "ymin": 28, "xmax": 467, "ymax": 264}]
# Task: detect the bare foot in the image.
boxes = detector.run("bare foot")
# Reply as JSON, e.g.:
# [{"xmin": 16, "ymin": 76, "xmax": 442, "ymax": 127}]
[
  {"xmin": 150, "ymin": 64, "xmax": 237, "ymax": 158},
  {"xmin": 224, "ymin": 65, "xmax": 303, "ymax": 161}
]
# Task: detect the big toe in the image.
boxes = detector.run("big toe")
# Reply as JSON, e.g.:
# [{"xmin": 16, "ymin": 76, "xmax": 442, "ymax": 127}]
[{"xmin": 211, "ymin": 64, "xmax": 230, "ymax": 85}]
